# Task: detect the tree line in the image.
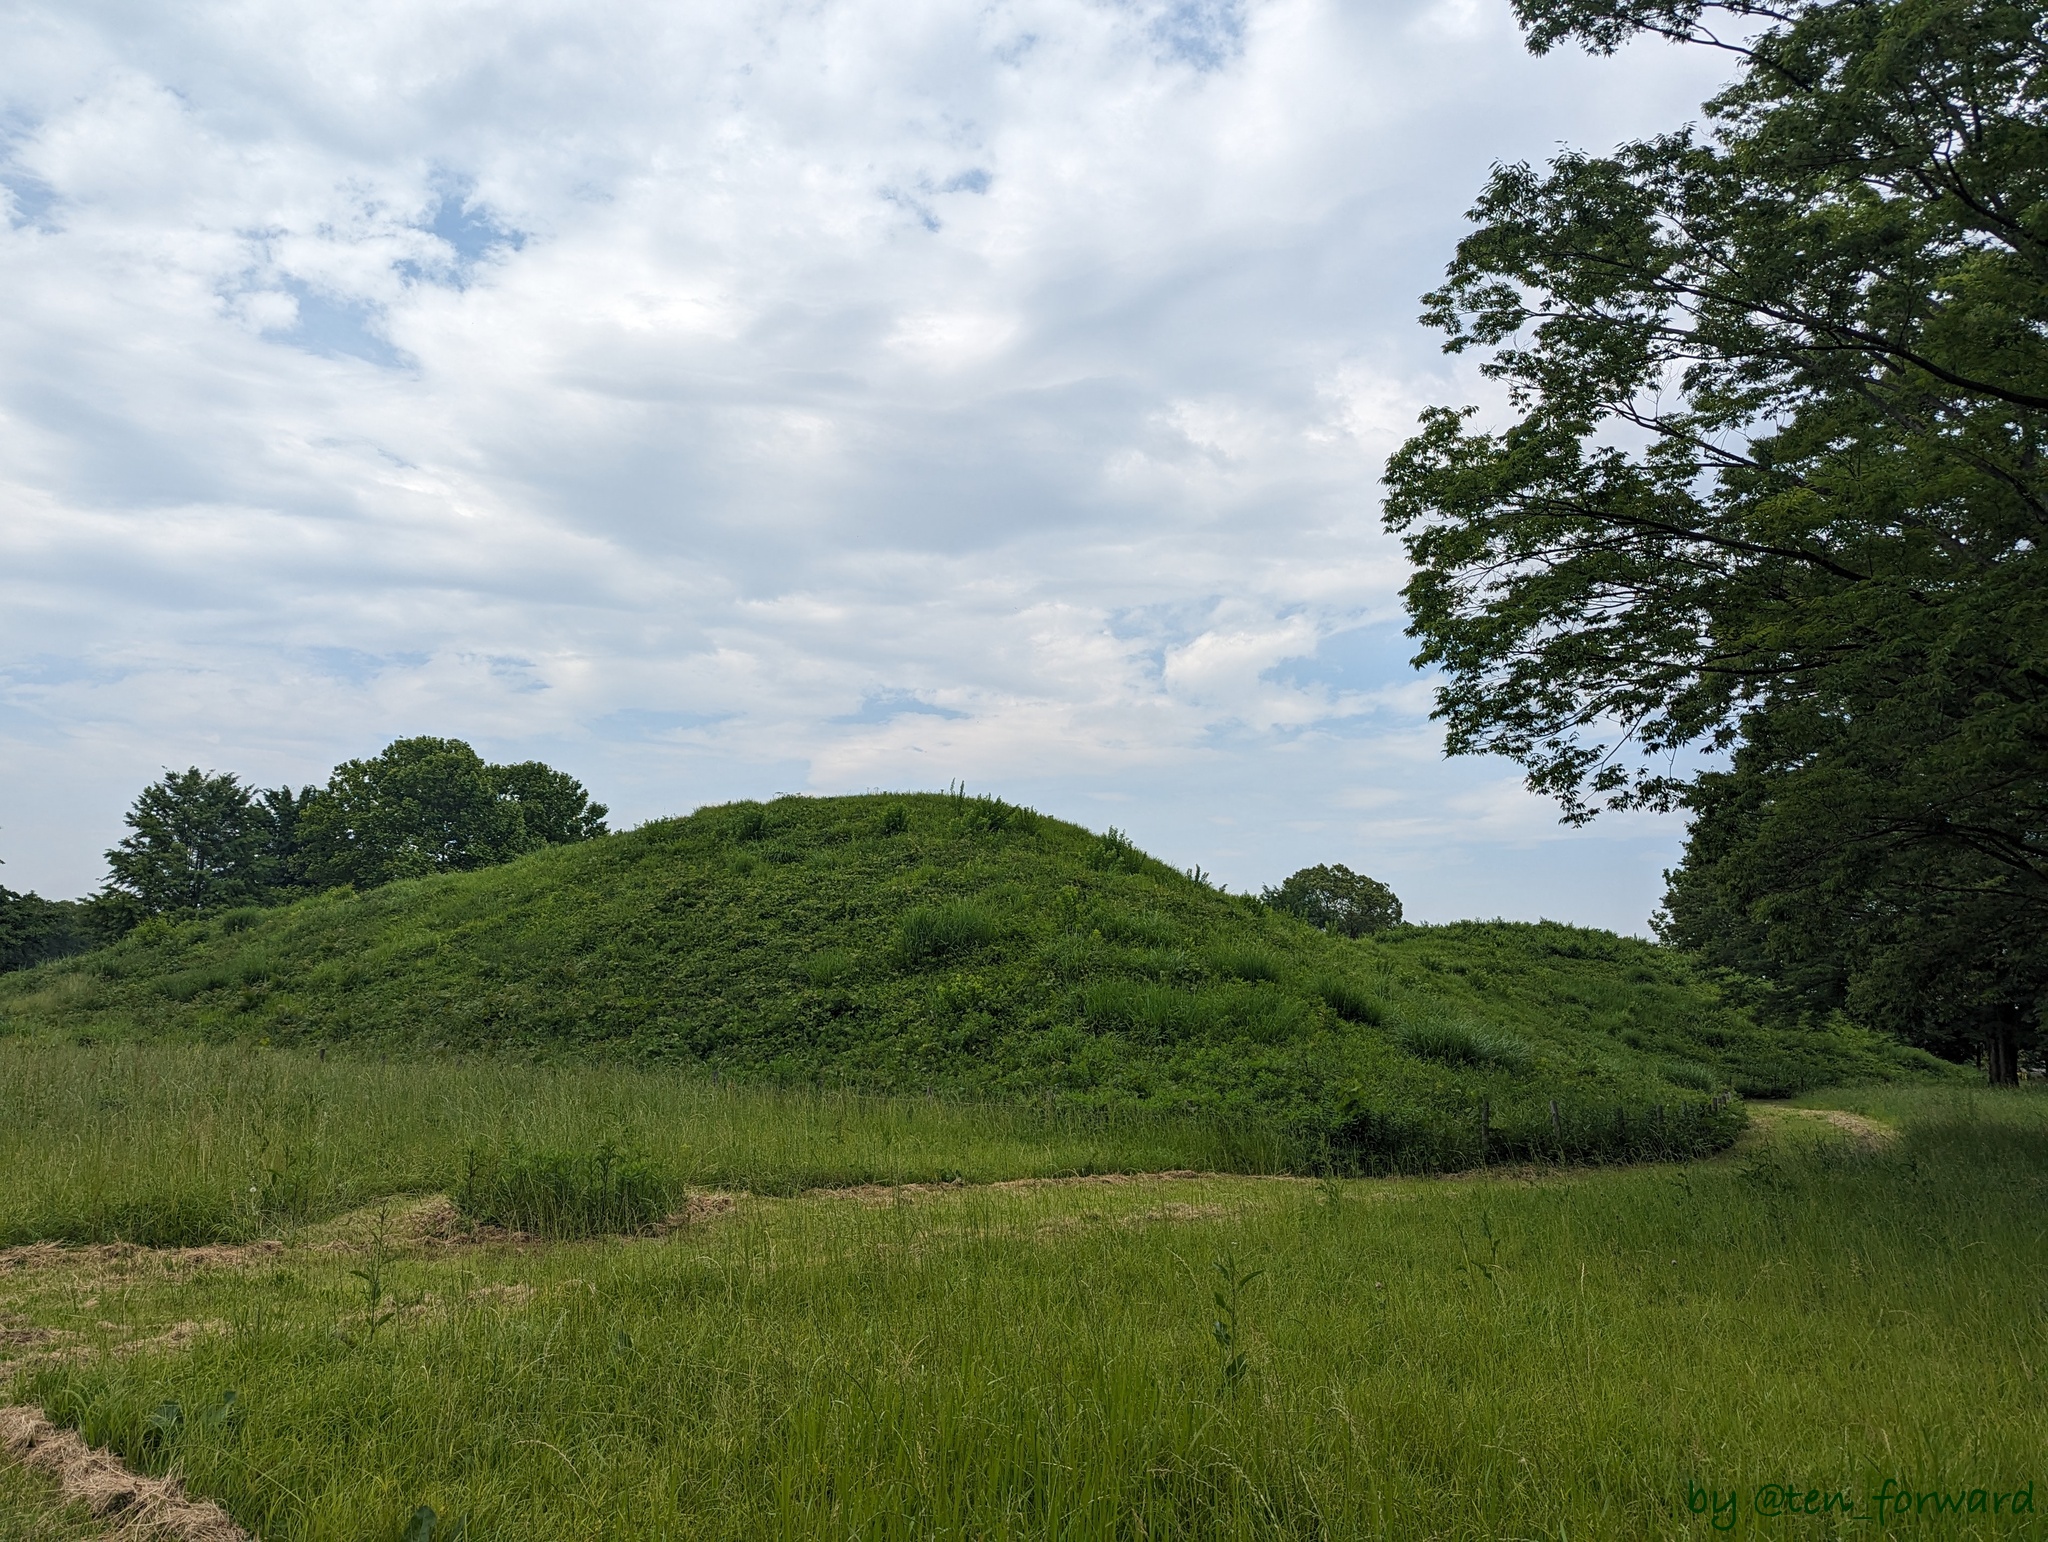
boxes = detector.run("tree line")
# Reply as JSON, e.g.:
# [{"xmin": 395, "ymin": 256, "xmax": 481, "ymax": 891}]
[
  {"xmin": 0, "ymin": 736, "xmax": 606, "ymax": 966},
  {"xmin": 1384, "ymin": 0, "xmax": 2045, "ymax": 1080}
]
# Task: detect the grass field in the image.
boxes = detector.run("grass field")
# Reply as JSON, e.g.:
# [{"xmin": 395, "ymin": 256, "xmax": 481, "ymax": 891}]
[{"xmin": 3, "ymin": 1074, "xmax": 2043, "ymax": 1540}]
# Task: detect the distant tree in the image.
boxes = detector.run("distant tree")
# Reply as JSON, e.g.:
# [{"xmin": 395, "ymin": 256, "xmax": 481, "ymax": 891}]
[
  {"xmin": 492, "ymin": 760, "xmax": 610, "ymax": 846},
  {"xmin": 297, "ymin": 736, "xmax": 607, "ymax": 889},
  {"xmin": 1262, "ymin": 865, "xmax": 1403, "ymax": 937},
  {"xmin": 103, "ymin": 769, "xmax": 272, "ymax": 918},
  {"xmin": 0, "ymin": 881, "xmax": 94, "ymax": 971},
  {"xmin": 88, "ymin": 741, "xmax": 608, "ymax": 916}
]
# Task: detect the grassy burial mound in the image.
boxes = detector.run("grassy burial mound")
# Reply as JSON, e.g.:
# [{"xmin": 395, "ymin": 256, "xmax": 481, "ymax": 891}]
[{"xmin": 0, "ymin": 792, "xmax": 1940, "ymax": 1171}]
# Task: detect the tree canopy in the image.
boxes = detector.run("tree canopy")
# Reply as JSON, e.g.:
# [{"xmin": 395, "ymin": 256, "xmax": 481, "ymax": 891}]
[
  {"xmin": 103, "ymin": 768, "xmax": 288, "ymax": 917},
  {"xmin": 1261, "ymin": 864, "xmax": 1404, "ymax": 937},
  {"xmin": 100, "ymin": 739, "xmax": 609, "ymax": 925},
  {"xmin": 1381, "ymin": 0, "xmax": 2046, "ymax": 1076},
  {"xmin": 0, "ymin": 884, "xmax": 93, "ymax": 972}
]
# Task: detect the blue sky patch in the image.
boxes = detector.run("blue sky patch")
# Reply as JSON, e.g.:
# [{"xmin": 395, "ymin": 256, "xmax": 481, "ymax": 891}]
[
  {"xmin": 397, "ymin": 181, "xmax": 527, "ymax": 288},
  {"xmin": 1149, "ymin": 0, "xmax": 1245, "ymax": 72},
  {"xmin": 300, "ymin": 647, "xmax": 429, "ymax": 685},
  {"xmin": 272, "ymin": 278, "xmax": 410, "ymax": 368},
  {"xmin": 1265, "ymin": 623, "xmax": 1414, "ymax": 695},
  {"xmin": 0, "ymin": 165, "xmax": 56, "ymax": 230}
]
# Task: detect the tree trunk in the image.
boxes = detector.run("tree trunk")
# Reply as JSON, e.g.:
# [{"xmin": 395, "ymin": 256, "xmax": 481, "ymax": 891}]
[{"xmin": 1985, "ymin": 1005, "xmax": 2022, "ymax": 1087}]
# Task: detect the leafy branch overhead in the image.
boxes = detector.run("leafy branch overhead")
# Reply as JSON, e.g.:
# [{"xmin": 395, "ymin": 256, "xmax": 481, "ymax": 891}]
[{"xmin": 1383, "ymin": 0, "xmax": 2047, "ymax": 1077}]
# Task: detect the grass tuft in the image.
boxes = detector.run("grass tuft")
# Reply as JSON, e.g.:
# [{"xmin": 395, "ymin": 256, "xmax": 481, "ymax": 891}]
[
  {"xmin": 1660, "ymin": 1058, "xmax": 1717, "ymax": 1091},
  {"xmin": 1205, "ymin": 947, "xmax": 1281, "ymax": 983},
  {"xmin": 1311, "ymin": 975, "xmax": 1384, "ymax": 1024},
  {"xmin": 454, "ymin": 1139, "xmax": 669, "ymax": 1238},
  {"xmin": 1392, "ymin": 1015, "xmax": 1533, "ymax": 1074},
  {"xmin": 893, "ymin": 902, "xmax": 1001, "ymax": 967}
]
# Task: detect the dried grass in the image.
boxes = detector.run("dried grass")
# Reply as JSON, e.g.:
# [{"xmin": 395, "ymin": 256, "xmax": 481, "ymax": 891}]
[{"xmin": 0, "ymin": 1405, "xmax": 249, "ymax": 1541}]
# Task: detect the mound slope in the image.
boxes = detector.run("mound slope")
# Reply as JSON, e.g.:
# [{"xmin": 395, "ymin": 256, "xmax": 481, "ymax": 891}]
[{"xmin": 0, "ymin": 793, "xmax": 1942, "ymax": 1169}]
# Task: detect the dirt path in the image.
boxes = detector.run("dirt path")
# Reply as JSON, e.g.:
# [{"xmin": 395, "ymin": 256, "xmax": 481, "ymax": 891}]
[{"xmin": 1748, "ymin": 1104, "xmax": 1898, "ymax": 1149}]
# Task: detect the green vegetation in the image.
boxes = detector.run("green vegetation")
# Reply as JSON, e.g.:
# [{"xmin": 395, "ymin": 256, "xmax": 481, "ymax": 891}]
[
  {"xmin": 89, "ymin": 738, "xmax": 609, "ymax": 934},
  {"xmin": 0, "ymin": 886, "xmax": 91, "ymax": 975},
  {"xmin": 1260, "ymin": 862, "xmax": 1402, "ymax": 936},
  {"xmin": 0, "ymin": 1461, "xmax": 104, "ymax": 1542},
  {"xmin": 0, "ymin": 794, "xmax": 1943, "ymax": 1173},
  {"xmin": 2, "ymin": 1086, "xmax": 2042, "ymax": 1539}
]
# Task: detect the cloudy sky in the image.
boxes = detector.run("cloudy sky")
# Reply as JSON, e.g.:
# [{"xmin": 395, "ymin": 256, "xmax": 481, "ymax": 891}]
[{"xmin": 0, "ymin": 0, "xmax": 1733, "ymax": 928}]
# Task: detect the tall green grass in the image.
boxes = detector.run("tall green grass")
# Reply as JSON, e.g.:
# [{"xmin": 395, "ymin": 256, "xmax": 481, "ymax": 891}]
[
  {"xmin": 454, "ymin": 1140, "xmax": 668, "ymax": 1238},
  {"xmin": 0, "ymin": 1040, "xmax": 1291, "ymax": 1246},
  {"xmin": 6, "ymin": 1086, "xmax": 2043, "ymax": 1540}
]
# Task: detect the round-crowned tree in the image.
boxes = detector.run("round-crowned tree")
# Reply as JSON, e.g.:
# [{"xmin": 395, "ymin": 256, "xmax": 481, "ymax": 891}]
[{"xmin": 1261, "ymin": 865, "xmax": 1403, "ymax": 937}]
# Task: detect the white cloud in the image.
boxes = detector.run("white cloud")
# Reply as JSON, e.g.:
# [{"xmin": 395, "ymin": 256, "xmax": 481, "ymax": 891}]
[{"xmin": 0, "ymin": 0, "xmax": 1735, "ymax": 931}]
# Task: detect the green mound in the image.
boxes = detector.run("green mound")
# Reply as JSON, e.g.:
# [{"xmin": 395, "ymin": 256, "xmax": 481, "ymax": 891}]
[{"xmin": 0, "ymin": 792, "xmax": 1947, "ymax": 1171}]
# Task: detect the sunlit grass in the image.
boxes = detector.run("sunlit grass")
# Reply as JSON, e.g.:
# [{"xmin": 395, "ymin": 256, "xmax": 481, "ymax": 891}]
[
  {"xmin": 0, "ymin": 1039, "xmax": 1289, "ymax": 1246},
  {"xmin": 4, "ymin": 1083, "xmax": 2042, "ymax": 1540}
]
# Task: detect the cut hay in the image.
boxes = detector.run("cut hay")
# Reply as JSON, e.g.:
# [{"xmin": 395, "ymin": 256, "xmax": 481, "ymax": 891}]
[{"xmin": 0, "ymin": 1404, "xmax": 249, "ymax": 1540}]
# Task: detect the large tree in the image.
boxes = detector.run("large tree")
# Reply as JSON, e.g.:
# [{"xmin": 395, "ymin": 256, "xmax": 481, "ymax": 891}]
[
  {"xmin": 1381, "ymin": 0, "xmax": 2047, "ymax": 1076},
  {"xmin": 103, "ymin": 768, "xmax": 276, "ymax": 916}
]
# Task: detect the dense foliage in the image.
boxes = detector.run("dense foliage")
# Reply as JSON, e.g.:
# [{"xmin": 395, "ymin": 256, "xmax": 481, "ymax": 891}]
[
  {"xmin": 1382, "ymin": 0, "xmax": 2047, "ymax": 1077},
  {"xmin": 0, "ymin": 794, "xmax": 1944, "ymax": 1171},
  {"xmin": 0, "ymin": 885, "xmax": 93, "ymax": 973},
  {"xmin": 1261, "ymin": 864, "xmax": 1403, "ymax": 936},
  {"xmin": 296, "ymin": 738, "xmax": 608, "ymax": 890},
  {"xmin": 99, "ymin": 737, "xmax": 607, "ymax": 928},
  {"xmin": 103, "ymin": 769, "xmax": 302, "ymax": 920}
]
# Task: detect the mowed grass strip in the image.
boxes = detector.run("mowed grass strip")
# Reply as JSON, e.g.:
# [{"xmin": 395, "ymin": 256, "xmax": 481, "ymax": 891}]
[{"xmin": 3, "ymin": 1086, "xmax": 2043, "ymax": 1540}]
